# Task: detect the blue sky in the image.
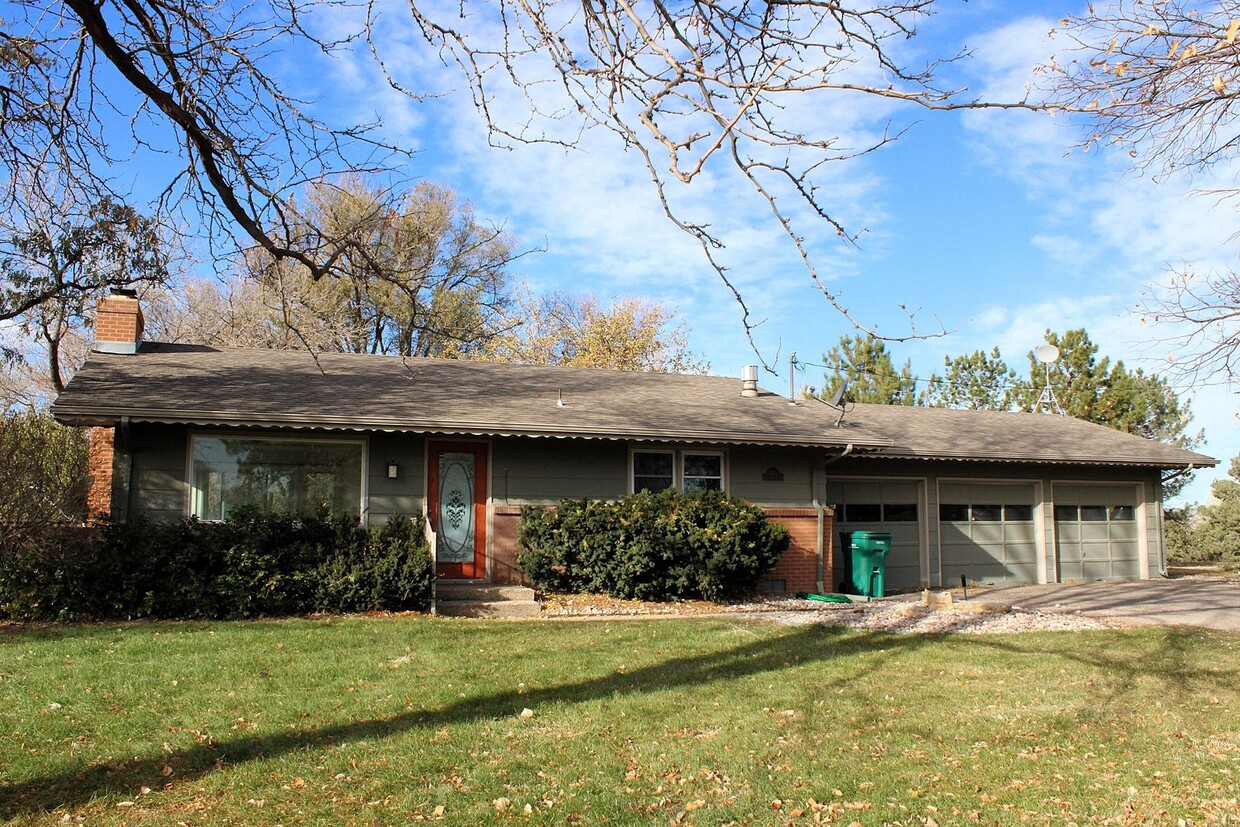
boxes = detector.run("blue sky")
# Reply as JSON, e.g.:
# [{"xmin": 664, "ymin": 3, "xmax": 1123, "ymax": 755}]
[
  {"xmin": 299, "ymin": 1, "xmax": 1235, "ymax": 503},
  {"xmin": 13, "ymin": 0, "xmax": 1236, "ymax": 502}
]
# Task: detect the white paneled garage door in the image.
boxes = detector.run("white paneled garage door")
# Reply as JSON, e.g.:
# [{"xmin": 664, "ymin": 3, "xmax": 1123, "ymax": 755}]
[
  {"xmin": 938, "ymin": 482, "xmax": 1039, "ymax": 586},
  {"xmin": 1054, "ymin": 484, "xmax": 1141, "ymax": 581},
  {"xmin": 827, "ymin": 479, "xmax": 923, "ymax": 591}
]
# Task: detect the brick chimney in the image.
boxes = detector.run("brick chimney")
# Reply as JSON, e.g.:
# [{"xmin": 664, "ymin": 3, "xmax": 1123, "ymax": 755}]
[{"xmin": 93, "ymin": 289, "xmax": 145, "ymax": 354}]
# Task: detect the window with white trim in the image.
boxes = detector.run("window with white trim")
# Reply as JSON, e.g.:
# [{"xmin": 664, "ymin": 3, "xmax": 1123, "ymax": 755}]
[
  {"xmin": 190, "ymin": 435, "xmax": 364, "ymax": 520},
  {"xmin": 632, "ymin": 450, "xmax": 675, "ymax": 493},
  {"xmin": 631, "ymin": 449, "xmax": 725, "ymax": 493}
]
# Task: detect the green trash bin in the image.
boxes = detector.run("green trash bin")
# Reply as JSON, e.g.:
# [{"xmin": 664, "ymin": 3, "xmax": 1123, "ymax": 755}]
[{"xmin": 846, "ymin": 531, "xmax": 892, "ymax": 597}]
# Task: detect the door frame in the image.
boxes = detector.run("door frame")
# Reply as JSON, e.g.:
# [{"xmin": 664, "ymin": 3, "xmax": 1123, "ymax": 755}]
[{"xmin": 427, "ymin": 440, "xmax": 489, "ymax": 580}]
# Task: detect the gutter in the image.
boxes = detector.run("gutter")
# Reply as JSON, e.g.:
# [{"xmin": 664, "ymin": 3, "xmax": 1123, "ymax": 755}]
[{"xmin": 1160, "ymin": 463, "xmax": 1196, "ymax": 487}]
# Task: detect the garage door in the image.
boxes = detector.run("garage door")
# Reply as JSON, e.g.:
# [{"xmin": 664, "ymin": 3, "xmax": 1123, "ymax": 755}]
[
  {"xmin": 827, "ymin": 480, "xmax": 922, "ymax": 591},
  {"xmin": 1054, "ymin": 485, "xmax": 1140, "ymax": 581},
  {"xmin": 938, "ymin": 482, "xmax": 1039, "ymax": 586}
]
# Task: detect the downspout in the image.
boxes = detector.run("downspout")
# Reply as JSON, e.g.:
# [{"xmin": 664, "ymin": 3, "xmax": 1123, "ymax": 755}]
[
  {"xmin": 1156, "ymin": 464, "xmax": 1195, "ymax": 577},
  {"xmin": 813, "ymin": 444, "xmax": 855, "ymax": 592}
]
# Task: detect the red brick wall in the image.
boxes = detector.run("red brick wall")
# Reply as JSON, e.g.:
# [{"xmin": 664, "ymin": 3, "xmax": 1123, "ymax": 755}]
[
  {"xmin": 86, "ymin": 426, "xmax": 115, "ymax": 522},
  {"xmin": 488, "ymin": 504, "xmax": 835, "ymax": 594},
  {"xmin": 489, "ymin": 505, "xmax": 531, "ymax": 586},
  {"xmin": 763, "ymin": 508, "xmax": 826, "ymax": 595},
  {"xmin": 95, "ymin": 294, "xmax": 144, "ymax": 346}
]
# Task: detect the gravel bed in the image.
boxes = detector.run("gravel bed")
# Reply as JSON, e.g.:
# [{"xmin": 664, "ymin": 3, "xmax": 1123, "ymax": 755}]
[
  {"xmin": 540, "ymin": 594, "xmax": 1118, "ymax": 634},
  {"xmin": 737, "ymin": 603, "xmax": 1118, "ymax": 635}
]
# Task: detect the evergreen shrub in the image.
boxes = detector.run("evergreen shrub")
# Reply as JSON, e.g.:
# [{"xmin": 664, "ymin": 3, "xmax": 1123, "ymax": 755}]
[
  {"xmin": 517, "ymin": 489, "xmax": 790, "ymax": 601},
  {"xmin": 0, "ymin": 512, "xmax": 432, "ymax": 621}
]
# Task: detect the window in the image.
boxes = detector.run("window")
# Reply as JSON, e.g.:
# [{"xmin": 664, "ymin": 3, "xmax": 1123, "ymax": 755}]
[
  {"xmin": 631, "ymin": 450, "xmax": 725, "ymax": 493},
  {"xmin": 837, "ymin": 503, "xmax": 917, "ymax": 523},
  {"xmin": 191, "ymin": 436, "xmax": 364, "ymax": 520},
  {"xmin": 1003, "ymin": 504, "xmax": 1034, "ymax": 522},
  {"xmin": 683, "ymin": 453, "xmax": 723, "ymax": 492},
  {"xmin": 939, "ymin": 504, "xmax": 970, "ymax": 522},
  {"xmin": 1055, "ymin": 503, "xmax": 1135, "ymax": 524},
  {"xmin": 844, "ymin": 503, "xmax": 882, "ymax": 523},
  {"xmin": 941, "ymin": 503, "xmax": 1034, "ymax": 523},
  {"xmin": 883, "ymin": 503, "xmax": 919, "ymax": 522},
  {"xmin": 632, "ymin": 451, "xmax": 674, "ymax": 493},
  {"xmin": 972, "ymin": 504, "xmax": 1004, "ymax": 522}
]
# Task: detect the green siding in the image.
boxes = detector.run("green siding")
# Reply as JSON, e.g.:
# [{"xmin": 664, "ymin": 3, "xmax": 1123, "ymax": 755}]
[
  {"xmin": 366, "ymin": 432, "xmax": 424, "ymax": 524},
  {"xmin": 492, "ymin": 439, "xmax": 628, "ymax": 503},
  {"xmin": 728, "ymin": 446, "xmax": 815, "ymax": 506}
]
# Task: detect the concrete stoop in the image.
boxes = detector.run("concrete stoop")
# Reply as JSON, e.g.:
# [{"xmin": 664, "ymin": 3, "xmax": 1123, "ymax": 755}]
[{"xmin": 435, "ymin": 583, "xmax": 541, "ymax": 618}]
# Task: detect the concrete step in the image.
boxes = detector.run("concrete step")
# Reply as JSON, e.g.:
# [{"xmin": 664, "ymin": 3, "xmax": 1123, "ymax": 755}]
[{"xmin": 435, "ymin": 583, "xmax": 540, "ymax": 618}]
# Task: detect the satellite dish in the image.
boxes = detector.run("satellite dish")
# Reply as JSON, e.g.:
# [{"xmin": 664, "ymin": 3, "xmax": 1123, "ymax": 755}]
[
  {"xmin": 829, "ymin": 382, "xmax": 847, "ymax": 408},
  {"xmin": 1035, "ymin": 344, "xmax": 1061, "ymax": 364}
]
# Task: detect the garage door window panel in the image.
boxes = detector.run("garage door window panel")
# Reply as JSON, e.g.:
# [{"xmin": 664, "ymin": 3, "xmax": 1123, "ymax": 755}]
[
  {"xmin": 1004, "ymin": 505, "xmax": 1034, "ymax": 521},
  {"xmin": 971, "ymin": 504, "xmax": 1003, "ymax": 522},
  {"xmin": 883, "ymin": 503, "xmax": 918, "ymax": 521},
  {"xmin": 939, "ymin": 504, "xmax": 970, "ymax": 522}
]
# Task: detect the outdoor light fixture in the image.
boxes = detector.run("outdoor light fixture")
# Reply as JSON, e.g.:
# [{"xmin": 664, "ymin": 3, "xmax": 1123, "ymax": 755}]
[{"xmin": 387, "ymin": 463, "xmax": 399, "ymax": 479}]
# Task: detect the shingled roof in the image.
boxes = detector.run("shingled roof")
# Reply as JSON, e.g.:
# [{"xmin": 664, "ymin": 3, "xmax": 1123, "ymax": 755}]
[
  {"xmin": 836, "ymin": 403, "xmax": 1216, "ymax": 469},
  {"xmin": 51, "ymin": 343, "xmax": 887, "ymax": 449},
  {"xmin": 52, "ymin": 342, "xmax": 1217, "ymax": 469}
]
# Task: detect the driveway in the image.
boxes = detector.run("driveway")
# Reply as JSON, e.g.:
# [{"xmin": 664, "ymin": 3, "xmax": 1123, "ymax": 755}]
[{"xmin": 965, "ymin": 574, "xmax": 1240, "ymax": 632}]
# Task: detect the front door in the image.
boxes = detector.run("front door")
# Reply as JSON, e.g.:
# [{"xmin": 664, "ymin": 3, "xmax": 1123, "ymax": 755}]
[{"xmin": 428, "ymin": 442, "xmax": 488, "ymax": 580}]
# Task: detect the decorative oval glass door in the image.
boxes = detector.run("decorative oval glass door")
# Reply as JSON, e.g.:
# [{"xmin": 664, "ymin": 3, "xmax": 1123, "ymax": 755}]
[{"xmin": 429, "ymin": 442, "xmax": 488, "ymax": 579}]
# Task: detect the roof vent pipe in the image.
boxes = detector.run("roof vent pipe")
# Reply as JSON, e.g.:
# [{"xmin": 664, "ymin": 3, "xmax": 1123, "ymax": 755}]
[{"xmin": 740, "ymin": 365, "xmax": 759, "ymax": 398}]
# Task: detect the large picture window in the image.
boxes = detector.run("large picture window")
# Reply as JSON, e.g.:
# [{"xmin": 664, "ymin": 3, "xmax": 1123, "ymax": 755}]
[
  {"xmin": 190, "ymin": 436, "xmax": 364, "ymax": 520},
  {"xmin": 631, "ymin": 449, "xmax": 725, "ymax": 494}
]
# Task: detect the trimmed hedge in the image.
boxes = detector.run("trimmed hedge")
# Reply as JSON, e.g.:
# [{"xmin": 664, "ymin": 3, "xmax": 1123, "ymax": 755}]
[
  {"xmin": 0, "ymin": 511, "xmax": 432, "ymax": 621},
  {"xmin": 517, "ymin": 488, "xmax": 790, "ymax": 601}
]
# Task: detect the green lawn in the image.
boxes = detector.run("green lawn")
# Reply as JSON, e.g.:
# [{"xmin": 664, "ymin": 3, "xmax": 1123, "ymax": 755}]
[{"xmin": 1, "ymin": 616, "xmax": 1237, "ymax": 826}]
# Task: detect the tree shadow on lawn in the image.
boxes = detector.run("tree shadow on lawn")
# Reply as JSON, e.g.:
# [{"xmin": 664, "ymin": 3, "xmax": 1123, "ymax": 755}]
[
  {"xmin": 3, "ymin": 623, "xmax": 922, "ymax": 816},
  {"xmin": 1, "ymin": 622, "xmax": 1230, "ymax": 817},
  {"xmin": 976, "ymin": 624, "xmax": 1238, "ymax": 708}
]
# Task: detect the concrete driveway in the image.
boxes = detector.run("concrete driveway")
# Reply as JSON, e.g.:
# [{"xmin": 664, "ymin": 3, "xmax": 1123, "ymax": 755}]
[{"xmin": 965, "ymin": 575, "xmax": 1240, "ymax": 632}]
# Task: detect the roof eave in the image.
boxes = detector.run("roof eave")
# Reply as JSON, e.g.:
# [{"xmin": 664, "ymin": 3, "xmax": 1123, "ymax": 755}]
[
  {"xmin": 856, "ymin": 450, "xmax": 1217, "ymax": 470},
  {"xmin": 52, "ymin": 405, "xmax": 891, "ymax": 450}
]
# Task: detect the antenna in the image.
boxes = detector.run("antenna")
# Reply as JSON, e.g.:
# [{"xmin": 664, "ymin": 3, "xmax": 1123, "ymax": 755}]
[
  {"xmin": 1034, "ymin": 344, "xmax": 1064, "ymax": 416},
  {"xmin": 789, "ymin": 352, "xmax": 797, "ymax": 403},
  {"xmin": 822, "ymin": 380, "xmax": 848, "ymax": 427}
]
